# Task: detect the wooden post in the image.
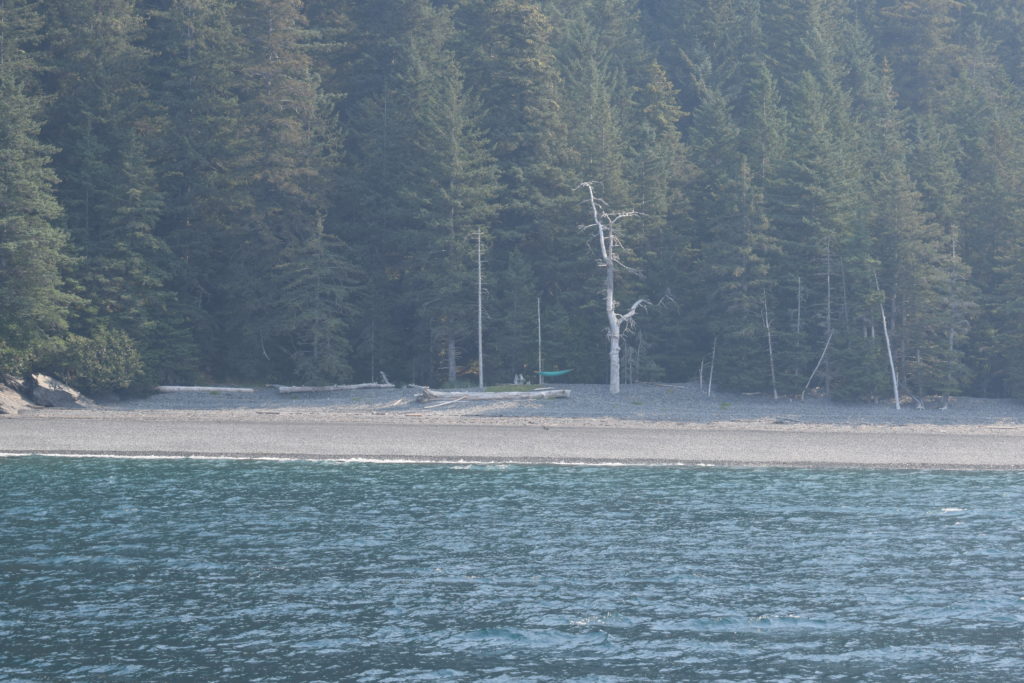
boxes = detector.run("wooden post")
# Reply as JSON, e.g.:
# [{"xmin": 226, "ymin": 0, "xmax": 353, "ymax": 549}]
[
  {"xmin": 477, "ymin": 231, "xmax": 484, "ymax": 390},
  {"xmin": 537, "ymin": 297, "xmax": 542, "ymax": 385}
]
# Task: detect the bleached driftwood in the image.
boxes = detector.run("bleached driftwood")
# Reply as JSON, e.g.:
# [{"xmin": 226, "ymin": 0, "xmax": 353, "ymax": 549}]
[
  {"xmin": 272, "ymin": 371, "xmax": 395, "ymax": 393},
  {"xmin": 156, "ymin": 386, "xmax": 255, "ymax": 394},
  {"xmin": 274, "ymin": 382, "xmax": 395, "ymax": 394},
  {"xmin": 417, "ymin": 387, "xmax": 570, "ymax": 402}
]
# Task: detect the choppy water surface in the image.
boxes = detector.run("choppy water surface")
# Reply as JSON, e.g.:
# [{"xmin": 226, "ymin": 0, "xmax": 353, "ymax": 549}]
[{"xmin": 2, "ymin": 457, "xmax": 1022, "ymax": 681}]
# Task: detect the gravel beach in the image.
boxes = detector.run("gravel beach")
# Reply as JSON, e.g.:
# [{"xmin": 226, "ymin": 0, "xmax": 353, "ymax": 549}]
[{"xmin": 3, "ymin": 383, "xmax": 1023, "ymax": 468}]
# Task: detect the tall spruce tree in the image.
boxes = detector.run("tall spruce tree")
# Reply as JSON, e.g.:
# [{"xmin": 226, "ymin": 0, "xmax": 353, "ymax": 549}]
[
  {"xmin": 224, "ymin": 0, "xmax": 351, "ymax": 382},
  {"xmin": 863, "ymin": 65, "xmax": 966, "ymax": 402},
  {"xmin": 0, "ymin": 0, "xmax": 74, "ymax": 374},
  {"xmin": 143, "ymin": 0, "xmax": 250, "ymax": 380},
  {"xmin": 41, "ymin": 0, "xmax": 181, "ymax": 388},
  {"xmin": 397, "ymin": 8, "xmax": 500, "ymax": 385},
  {"xmin": 943, "ymin": 32, "xmax": 1024, "ymax": 396},
  {"xmin": 454, "ymin": 0, "xmax": 570, "ymax": 286},
  {"xmin": 909, "ymin": 114, "xmax": 976, "ymax": 400},
  {"xmin": 688, "ymin": 73, "xmax": 776, "ymax": 391}
]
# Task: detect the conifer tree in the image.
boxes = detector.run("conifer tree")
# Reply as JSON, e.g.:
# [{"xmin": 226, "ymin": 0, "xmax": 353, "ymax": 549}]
[
  {"xmin": 908, "ymin": 115, "xmax": 976, "ymax": 400},
  {"xmin": 942, "ymin": 33, "xmax": 1024, "ymax": 396},
  {"xmin": 143, "ymin": 0, "xmax": 252, "ymax": 379},
  {"xmin": 455, "ymin": 0, "xmax": 569, "ymax": 279},
  {"xmin": 396, "ymin": 10, "xmax": 500, "ymax": 385},
  {"xmin": 42, "ymin": 0, "xmax": 179, "ymax": 387},
  {"xmin": 489, "ymin": 250, "xmax": 540, "ymax": 381},
  {"xmin": 861, "ymin": 66, "xmax": 963, "ymax": 402},
  {"xmin": 338, "ymin": 2, "xmax": 500, "ymax": 384},
  {"xmin": 223, "ymin": 0, "xmax": 351, "ymax": 382},
  {"xmin": 688, "ymin": 74, "xmax": 776, "ymax": 391},
  {"xmin": 0, "ymin": 0, "xmax": 74, "ymax": 374}
]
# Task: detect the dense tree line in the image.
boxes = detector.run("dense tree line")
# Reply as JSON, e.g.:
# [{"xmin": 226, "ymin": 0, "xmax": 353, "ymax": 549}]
[{"xmin": 3, "ymin": 0, "xmax": 1024, "ymax": 402}]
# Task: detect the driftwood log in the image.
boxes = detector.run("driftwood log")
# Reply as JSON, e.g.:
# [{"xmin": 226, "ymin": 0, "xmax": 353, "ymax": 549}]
[
  {"xmin": 273, "ymin": 372, "xmax": 394, "ymax": 393},
  {"xmin": 156, "ymin": 386, "xmax": 255, "ymax": 394},
  {"xmin": 274, "ymin": 381, "xmax": 396, "ymax": 394},
  {"xmin": 417, "ymin": 387, "xmax": 570, "ymax": 401}
]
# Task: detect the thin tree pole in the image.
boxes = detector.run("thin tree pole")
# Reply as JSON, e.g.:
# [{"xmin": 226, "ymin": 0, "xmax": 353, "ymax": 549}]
[
  {"xmin": 477, "ymin": 231, "xmax": 484, "ymax": 390},
  {"xmin": 536, "ymin": 297, "xmax": 543, "ymax": 385},
  {"xmin": 875, "ymin": 271, "xmax": 901, "ymax": 410},
  {"xmin": 802, "ymin": 331, "xmax": 833, "ymax": 401},
  {"xmin": 707, "ymin": 336, "xmax": 717, "ymax": 397},
  {"xmin": 763, "ymin": 290, "xmax": 779, "ymax": 400}
]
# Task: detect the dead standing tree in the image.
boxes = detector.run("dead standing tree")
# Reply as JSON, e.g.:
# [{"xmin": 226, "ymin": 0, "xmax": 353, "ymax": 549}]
[{"xmin": 579, "ymin": 182, "xmax": 650, "ymax": 395}]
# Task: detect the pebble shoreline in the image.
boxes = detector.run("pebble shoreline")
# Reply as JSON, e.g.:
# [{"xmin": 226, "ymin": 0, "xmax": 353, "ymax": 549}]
[
  {"xmin": 4, "ymin": 384, "xmax": 1023, "ymax": 468},
  {"xmin": 91, "ymin": 382, "xmax": 1024, "ymax": 428}
]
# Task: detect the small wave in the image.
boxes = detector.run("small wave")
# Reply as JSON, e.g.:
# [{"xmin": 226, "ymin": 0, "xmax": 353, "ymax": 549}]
[{"xmin": 0, "ymin": 452, "xmax": 722, "ymax": 469}]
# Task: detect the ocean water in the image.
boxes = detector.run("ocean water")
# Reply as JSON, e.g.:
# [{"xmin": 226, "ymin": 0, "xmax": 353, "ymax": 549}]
[{"xmin": 1, "ymin": 456, "xmax": 1022, "ymax": 681}]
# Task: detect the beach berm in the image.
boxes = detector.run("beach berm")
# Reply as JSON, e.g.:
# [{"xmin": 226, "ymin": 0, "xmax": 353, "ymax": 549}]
[{"xmin": 2, "ymin": 384, "xmax": 1022, "ymax": 468}]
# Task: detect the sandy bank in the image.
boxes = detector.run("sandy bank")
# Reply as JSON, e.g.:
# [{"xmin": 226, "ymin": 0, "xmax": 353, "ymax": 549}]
[{"xmin": 2, "ymin": 384, "xmax": 1023, "ymax": 468}]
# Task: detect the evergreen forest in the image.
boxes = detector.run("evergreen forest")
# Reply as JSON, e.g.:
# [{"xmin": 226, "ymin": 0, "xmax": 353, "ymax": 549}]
[{"xmin": 4, "ymin": 0, "xmax": 1024, "ymax": 403}]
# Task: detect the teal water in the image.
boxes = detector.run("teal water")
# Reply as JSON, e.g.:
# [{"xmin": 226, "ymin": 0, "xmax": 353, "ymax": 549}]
[{"xmin": 1, "ymin": 457, "xmax": 1022, "ymax": 681}]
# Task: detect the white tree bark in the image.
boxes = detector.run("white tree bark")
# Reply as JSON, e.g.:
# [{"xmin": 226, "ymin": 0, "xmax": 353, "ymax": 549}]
[
  {"xmin": 801, "ymin": 331, "xmax": 833, "ymax": 401},
  {"xmin": 156, "ymin": 386, "xmax": 255, "ymax": 393},
  {"xmin": 763, "ymin": 291, "xmax": 779, "ymax": 400},
  {"xmin": 274, "ymin": 381, "xmax": 396, "ymax": 394},
  {"xmin": 579, "ymin": 182, "xmax": 649, "ymax": 395},
  {"xmin": 477, "ymin": 230, "xmax": 485, "ymax": 389},
  {"xmin": 417, "ymin": 387, "xmax": 570, "ymax": 401},
  {"xmin": 875, "ymin": 271, "xmax": 901, "ymax": 410},
  {"xmin": 707, "ymin": 336, "xmax": 717, "ymax": 397},
  {"xmin": 537, "ymin": 297, "xmax": 543, "ymax": 383}
]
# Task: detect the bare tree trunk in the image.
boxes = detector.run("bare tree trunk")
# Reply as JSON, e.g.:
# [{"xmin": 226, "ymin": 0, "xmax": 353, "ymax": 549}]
[
  {"xmin": 824, "ymin": 239, "xmax": 833, "ymax": 398},
  {"xmin": 477, "ymin": 231, "xmax": 484, "ymax": 390},
  {"xmin": 707, "ymin": 336, "xmax": 717, "ymax": 397},
  {"xmin": 763, "ymin": 291, "xmax": 779, "ymax": 400},
  {"xmin": 370, "ymin": 319, "xmax": 376, "ymax": 383},
  {"xmin": 880, "ymin": 304, "xmax": 900, "ymax": 409},
  {"xmin": 579, "ymin": 182, "xmax": 648, "ymax": 395},
  {"xmin": 802, "ymin": 331, "xmax": 833, "ymax": 401},
  {"xmin": 605, "ymin": 238, "xmax": 622, "ymax": 394},
  {"xmin": 875, "ymin": 272, "xmax": 901, "ymax": 410},
  {"xmin": 447, "ymin": 333, "xmax": 457, "ymax": 386},
  {"xmin": 796, "ymin": 275, "xmax": 803, "ymax": 339},
  {"xmin": 536, "ymin": 297, "xmax": 542, "ymax": 384}
]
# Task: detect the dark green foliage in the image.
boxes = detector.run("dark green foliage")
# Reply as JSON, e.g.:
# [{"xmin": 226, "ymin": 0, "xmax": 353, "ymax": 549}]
[
  {"xmin": 41, "ymin": 0, "xmax": 184, "ymax": 385},
  {"xmin": 0, "ymin": 0, "xmax": 75, "ymax": 375},
  {"xmin": 42, "ymin": 327, "xmax": 144, "ymax": 394},
  {"xmin": 6, "ymin": 0, "xmax": 1024, "ymax": 399},
  {"xmin": 489, "ymin": 250, "xmax": 539, "ymax": 380}
]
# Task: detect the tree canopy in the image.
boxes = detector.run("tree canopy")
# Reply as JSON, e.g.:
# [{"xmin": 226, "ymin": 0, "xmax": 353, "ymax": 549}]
[{"xmin": 4, "ymin": 0, "xmax": 1024, "ymax": 401}]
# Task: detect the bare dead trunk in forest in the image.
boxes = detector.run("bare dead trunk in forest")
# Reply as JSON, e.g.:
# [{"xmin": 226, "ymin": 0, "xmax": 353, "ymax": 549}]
[
  {"xmin": 763, "ymin": 291, "xmax": 778, "ymax": 400},
  {"xmin": 875, "ymin": 271, "xmax": 901, "ymax": 410},
  {"xmin": 447, "ymin": 333, "xmax": 457, "ymax": 386},
  {"xmin": 477, "ymin": 231, "xmax": 484, "ymax": 390},
  {"xmin": 579, "ymin": 182, "xmax": 648, "ymax": 395},
  {"xmin": 605, "ymin": 242, "xmax": 622, "ymax": 393}
]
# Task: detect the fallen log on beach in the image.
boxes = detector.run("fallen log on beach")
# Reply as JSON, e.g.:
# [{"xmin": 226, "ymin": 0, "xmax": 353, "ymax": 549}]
[
  {"xmin": 417, "ymin": 387, "xmax": 571, "ymax": 401},
  {"xmin": 156, "ymin": 386, "xmax": 255, "ymax": 394},
  {"xmin": 274, "ymin": 382, "xmax": 396, "ymax": 394}
]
